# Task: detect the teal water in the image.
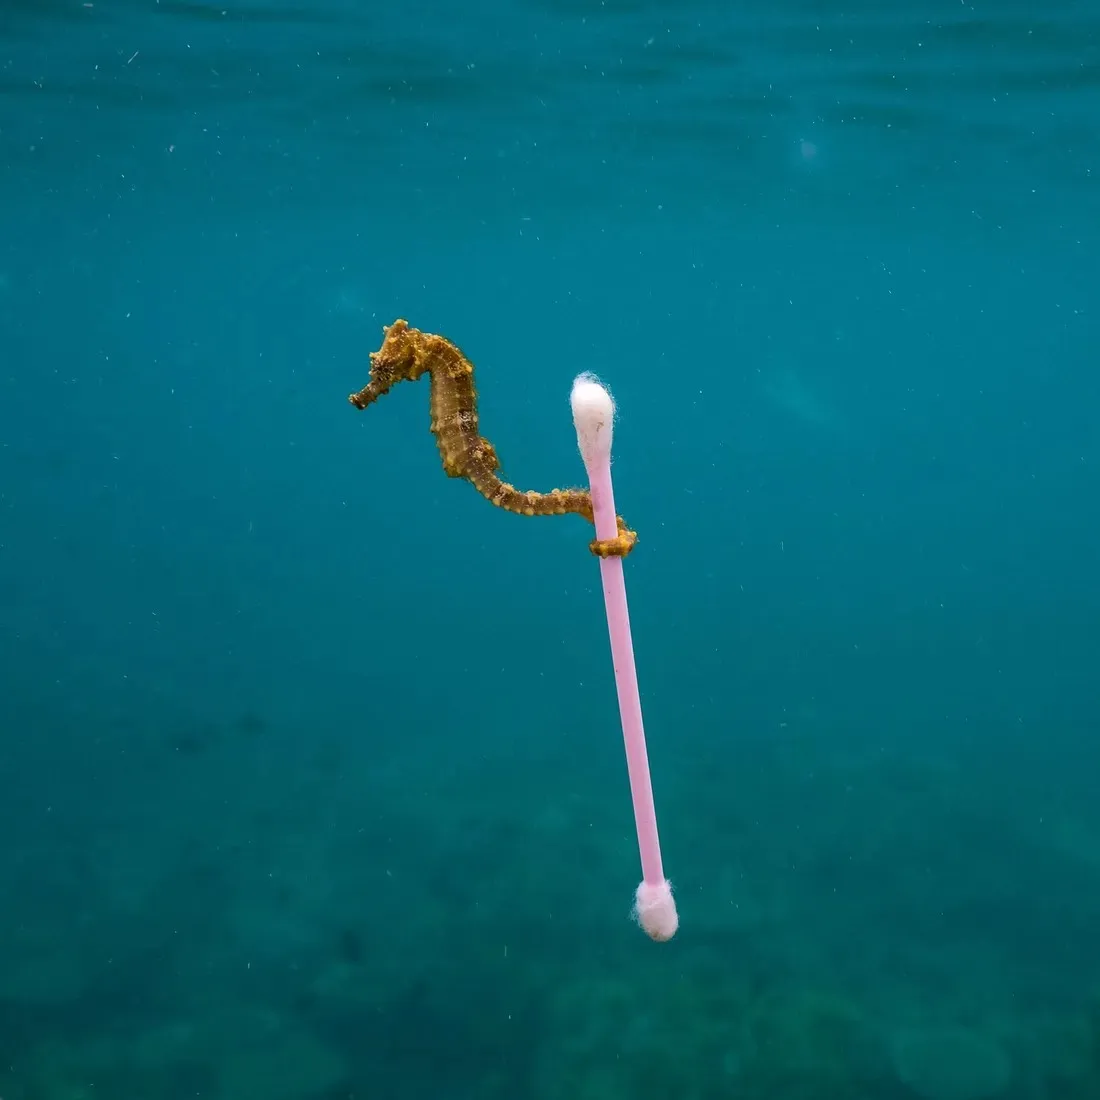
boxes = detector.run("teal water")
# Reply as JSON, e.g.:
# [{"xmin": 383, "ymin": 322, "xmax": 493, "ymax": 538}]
[{"xmin": 2, "ymin": 1, "xmax": 1099, "ymax": 1097}]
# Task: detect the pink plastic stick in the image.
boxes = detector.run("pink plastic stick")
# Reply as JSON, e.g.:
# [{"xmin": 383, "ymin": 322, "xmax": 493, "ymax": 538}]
[{"xmin": 571, "ymin": 375, "xmax": 678, "ymax": 942}]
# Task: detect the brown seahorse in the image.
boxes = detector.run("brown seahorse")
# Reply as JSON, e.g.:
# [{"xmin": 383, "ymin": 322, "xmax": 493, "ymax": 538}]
[{"xmin": 348, "ymin": 319, "xmax": 636, "ymax": 557}]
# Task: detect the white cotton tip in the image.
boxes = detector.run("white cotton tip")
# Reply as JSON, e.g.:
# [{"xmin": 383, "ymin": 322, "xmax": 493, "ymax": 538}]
[
  {"xmin": 633, "ymin": 879, "xmax": 679, "ymax": 942},
  {"xmin": 570, "ymin": 372, "xmax": 615, "ymax": 467}
]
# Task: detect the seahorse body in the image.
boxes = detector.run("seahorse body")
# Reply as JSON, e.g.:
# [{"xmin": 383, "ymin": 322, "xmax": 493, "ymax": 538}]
[{"xmin": 348, "ymin": 319, "xmax": 635, "ymax": 556}]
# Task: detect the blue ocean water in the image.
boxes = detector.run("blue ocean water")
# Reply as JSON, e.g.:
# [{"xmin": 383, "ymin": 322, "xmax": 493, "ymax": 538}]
[{"xmin": 2, "ymin": 0, "xmax": 1099, "ymax": 1096}]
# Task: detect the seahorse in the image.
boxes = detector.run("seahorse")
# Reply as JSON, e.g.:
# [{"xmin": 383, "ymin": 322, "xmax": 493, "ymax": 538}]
[{"xmin": 348, "ymin": 319, "xmax": 636, "ymax": 558}]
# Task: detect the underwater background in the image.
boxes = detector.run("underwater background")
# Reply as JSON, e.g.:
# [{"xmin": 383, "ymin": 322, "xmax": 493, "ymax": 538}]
[{"xmin": 2, "ymin": 0, "xmax": 1099, "ymax": 1097}]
